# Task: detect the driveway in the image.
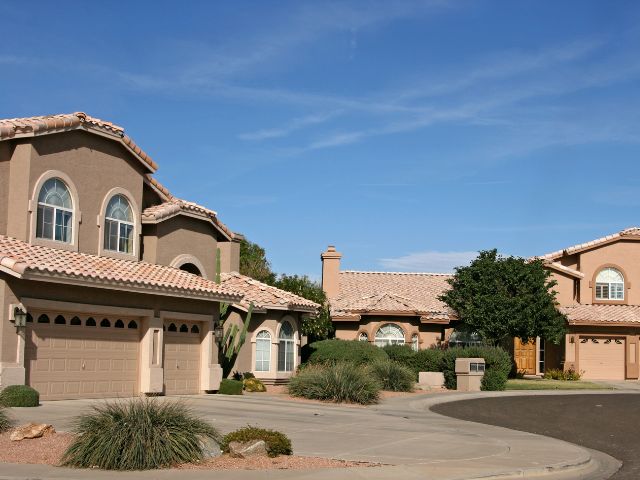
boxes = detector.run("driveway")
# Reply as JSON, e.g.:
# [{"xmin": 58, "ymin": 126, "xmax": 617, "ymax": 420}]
[
  {"xmin": 0, "ymin": 392, "xmax": 619, "ymax": 479},
  {"xmin": 432, "ymin": 393, "xmax": 639, "ymax": 479}
]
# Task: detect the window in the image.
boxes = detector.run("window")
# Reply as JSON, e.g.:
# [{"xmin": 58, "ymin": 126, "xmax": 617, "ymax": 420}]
[
  {"xmin": 255, "ymin": 330, "xmax": 271, "ymax": 372},
  {"xmin": 128, "ymin": 320, "xmax": 138, "ymax": 329},
  {"xmin": 86, "ymin": 317, "xmax": 96, "ymax": 327},
  {"xmin": 190, "ymin": 324, "xmax": 199, "ymax": 334},
  {"xmin": 375, "ymin": 324, "xmax": 405, "ymax": 347},
  {"xmin": 358, "ymin": 332, "xmax": 368, "ymax": 342},
  {"xmin": 595, "ymin": 268, "xmax": 624, "ymax": 300},
  {"xmin": 70, "ymin": 316, "xmax": 81, "ymax": 326},
  {"xmin": 278, "ymin": 322, "xmax": 295, "ymax": 372},
  {"xmin": 54, "ymin": 315, "xmax": 66, "ymax": 325},
  {"xmin": 36, "ymin": 178, "xmax": 73, "ymax": 243},
  {"xmin": 411, "ymin": 334, "xmax": 419, "ymax": 352},
  {"xmin": 100, "ymin": 318, "xmax": 111, "ymax": 328},
  {"xmin": 104, "ymin": 194, "xmax": 134, "ymax": 254},
  {"xmin": 37, "ymin": 314, "xmax": 50, "ymax": 324},
  {"xmin": 539, "ymin": 338, "xmax": 545, "ymax": 374},
  {"xmin": 179, "ymin": 324, "xmax": 189, "ymax": 333},
  {"xmin": 114, "ymin": 319, "xmax": 124, "ymax": 328},
  {"xmin": 168, "ymin": 323, "xmax": 177, "ymax": 332},
  {"xmin": 448, "ymin": 330, "xmax": 483, "ymax": 347}
]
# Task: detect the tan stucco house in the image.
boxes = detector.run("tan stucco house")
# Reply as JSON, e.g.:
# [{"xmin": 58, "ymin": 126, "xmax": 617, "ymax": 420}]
[{"xmin": 0, "ymin": 112, "xmax": 317, "ymax": 400}]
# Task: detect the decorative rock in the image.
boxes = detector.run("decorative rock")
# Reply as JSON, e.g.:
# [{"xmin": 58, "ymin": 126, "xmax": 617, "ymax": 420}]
[
  {"xmin": 200, "ymin": 436, "xmax": 222, "ymax": 458},
  {"xmin": 228, "ymin": 439, "xmax": 268, "ymax": 458},
  {"xmin": 10, "ymin": 423, "xmax": 55, "ymax": 441}
]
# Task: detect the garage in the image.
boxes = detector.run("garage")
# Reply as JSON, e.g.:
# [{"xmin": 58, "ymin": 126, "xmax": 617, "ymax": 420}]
[
  {"xmin": 25, "ymin": 313, "xmax": 140, "ymax": 400},
  {"xmin": 579, "ymin": 336, "xmax": 625, "ymax": 380},
  {"xmin": 163, "ymin": 321, "xmax": 201, "ymax": 395}
]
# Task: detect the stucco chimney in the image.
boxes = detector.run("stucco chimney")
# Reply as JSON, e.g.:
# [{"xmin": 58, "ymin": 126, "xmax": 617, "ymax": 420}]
[
  {"xmin": 321, "ymin": 245, "xmax": 342, "ymax": 299},
  {"xmin": 219, "ymin": 234, "xmax": 244, "ymax": 273}
]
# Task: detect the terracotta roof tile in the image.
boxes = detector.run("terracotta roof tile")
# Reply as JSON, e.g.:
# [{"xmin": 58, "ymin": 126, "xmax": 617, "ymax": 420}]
[
  {"xmin": 220, "ymin": 272, "xmax": 319, "ymax": 312},
  {"xmin": 331, "ymin": 271, "xmax": 454, "ymax": 320},
  {"xmin": 539, "ymin": 227, "xmax": 640, "ymax": 261},
  {"xmin": 0, "ymin": 235, "xmax": 242, "ymax": 302},
  {"xmin": 561, "ymin": 304, "xmax": 640, "ymax": 326},
  {"xmin": 0, "ymin": 112, "xmax": 158, "ymax": 172}
]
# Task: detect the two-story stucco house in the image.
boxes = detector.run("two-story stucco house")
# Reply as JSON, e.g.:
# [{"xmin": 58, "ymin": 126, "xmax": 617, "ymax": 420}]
[{"xmin": 0, "ymin": 112, "xmax": 317, "ymax": 400}]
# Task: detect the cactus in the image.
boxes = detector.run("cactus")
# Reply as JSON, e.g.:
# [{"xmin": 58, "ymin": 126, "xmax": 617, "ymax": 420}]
[{"xmin": 224, "ymin": 303, "xmax": 253, "ymax": 361}]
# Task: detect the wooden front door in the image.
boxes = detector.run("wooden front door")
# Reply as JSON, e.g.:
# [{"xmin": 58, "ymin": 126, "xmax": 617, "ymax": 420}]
[{"xmin": 514, "ymin": 338, "xmax": 536, "ymax": 374}]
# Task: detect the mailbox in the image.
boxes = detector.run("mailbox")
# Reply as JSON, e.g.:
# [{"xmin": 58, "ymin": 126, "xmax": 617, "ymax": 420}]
[{"xmin": 455, "ymin": 357, "xmax": 485, "ymax": 392}]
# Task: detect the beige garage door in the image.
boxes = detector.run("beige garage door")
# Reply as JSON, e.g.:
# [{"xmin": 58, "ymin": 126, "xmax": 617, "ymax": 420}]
[
  {"xmin": 579, "ymin": 336, "xmax": 625, "ymax": 380},
  {"xmin": 26, "ymin": 314, "xmax": 140, "ymax": 400},
  {"xmin": 164, "ymin": 321, "xmax": 201, "ymax": 395}
]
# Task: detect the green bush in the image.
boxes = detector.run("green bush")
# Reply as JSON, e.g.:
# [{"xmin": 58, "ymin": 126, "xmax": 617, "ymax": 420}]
[
  {"xmin": 288, "ymin": 363, "xmax": 381, "ymax": 405},
  {"xmin": 370, "ymin": 359, "xmax": 415, "ymax": 392},
  {"xmin": 61, "ymin": 398, "xmax": 220, "ymax": 470},
  {"xmin": 441, "ymin": 346, "xmax": 512, "ymax": 391},
  {"xmin": 480, "ymin": 368, "xmax": 507, "ymax": 391},
  {"xmin": 219, "ymin": 379, "xmax": 244, "ymax": 395},
  {"xmin": 382, "ymin": 344, "xmax": 416, "ymax": 365},
  {"xmin": 0, "ymin": 406, "xmax": 12, "ymax": 432},
  {"xmin": 306, "ymin": 339, "xmax": 388, "ymax": 366},
  {"xmin": 413, "ymin": 348, "xmax": 445, "ymax": 375},
  {"xmin": 221, "ymin": 426, "xmax": 292, "ymax": 457},
  {"xmin": 243, "ymin": 378, "xmax": 266, "ymax": 392},
  {"xmin": 243, "ymin": 372, "xmax": 256, "ymax": 380},
  {"xmin": 0, "ymin": 385, "xmax": 39, "ymax": 407}
]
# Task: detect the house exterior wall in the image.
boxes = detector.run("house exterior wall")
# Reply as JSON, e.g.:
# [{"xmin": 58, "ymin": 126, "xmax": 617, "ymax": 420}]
[
  {"xmin": 335, "ymin": 317, "xmax": 448, "ymax": 350},
  {"xmin": 0, "ymin": 142, "xmax": 11, "ymax": 235}
]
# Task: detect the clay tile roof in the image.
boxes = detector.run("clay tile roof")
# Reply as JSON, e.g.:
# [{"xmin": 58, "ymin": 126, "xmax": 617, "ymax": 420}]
[
  {"xmin": 543, "ymin": 261, "xmax": 584, "ymax": 279},
  {"xmin": 561, "ymin": 304, "xmax": 640, "ymax": 326},
  {"xmin": 0, "ymin": 112, "xmax": 158, "ymax": 172},
  {"xmin": 141, "ymin": 198, "xmax": 234, "ymax": 240},
  {"xmin": 331, "ymin": 271, "xmax": 455, "ymax": 320},
  {"xmin": 219, "ymin": 272, "xmax": 319, "ymax": 312},
  {"xmin": 538, "ymin": 227, "xmax": 640, "ymax": 261},
  {"xmin": 0, "ymin": 235, "xmax": 242, "ymax": 302}
]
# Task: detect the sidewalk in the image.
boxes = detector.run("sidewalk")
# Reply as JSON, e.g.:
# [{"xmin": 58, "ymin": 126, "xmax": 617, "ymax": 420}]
[{"xmin": 0, "ymin": 391, "xmax": 622, "ymax": 479}]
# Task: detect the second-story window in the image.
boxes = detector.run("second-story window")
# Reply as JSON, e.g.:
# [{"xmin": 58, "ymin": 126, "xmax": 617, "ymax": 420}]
[
  {"xmin": 595, "ymin": 267, "xmax": 625, "ymax": 301},
  {"xmin": 36, "ymin": 178, "xmax": 73, "ymax": 243},
  {"xmin": 104, "ymin": 194, "xmax": 134, "ymax": 254}
]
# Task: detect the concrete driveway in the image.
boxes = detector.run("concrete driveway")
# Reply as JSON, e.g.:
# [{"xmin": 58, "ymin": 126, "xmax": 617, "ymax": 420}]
[{"xmin": 0, "ymin": 391, "xmax": 621, "ymax": 480}]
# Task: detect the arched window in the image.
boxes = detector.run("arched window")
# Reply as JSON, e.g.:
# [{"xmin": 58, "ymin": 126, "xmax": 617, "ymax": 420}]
[
  {"xmin": 36, "ymin": 178, "xmax": 73, "ymax": 243},
  {"xmin": 26, "ymin": 313, "xmax": 33, "ymax": 323},
  {"xmin": 411, "ymin": 333, "xmax": 419, "ymax": 352},
  {"xmin": 190, "ymin": 325, "xmax": 200, "ymax": 334},
  {"xmin": 358, "ymin": 332, "xmax": 368, "ymax": 342},
  {"xmin": 37, "ymin": 314, "xmax": 50, "ymax": 324},
  {"xmin": 100, "ymin": 318, "xmax": 111, "ymax": 328},
  {"xmin": 375, "ymin": 324, "xmax": 405, "ymax": 347},
  {"xmin": 179, "ymin": 324, "xmax": 189, "ymax": 333},
  {"xmin": 70, "ymin": 316, "xmax": 81, "ymax": 326},
  {"xmin": 255, "ymin": 330, "xmax": 271, "ymax": 372},
  {"xmin": 86, "ymin": 317, "xmax": 96, "ymax": 327},
  {"xmin": 278, "ymin": 322, "xmax": 295, "ymax": 372},
  {"xmin": 179, "ymin": 263, "xmax": 202, "ymax": 276},
  {"xmin": 128, "ymin": 320, "xmax": 138, "ymax": 329},
  {"xmin": 104, "ymin": 194, "xmax": 134, "ymax": 254},
  {"xmin": 54, "ymin": 315, "xmax": 66, "ymax": 325},
  {"xmin": 168, "ymin": 323, "xmax": 177, "ymax": 332},
  {"xmin": 114, "ymin": 319, "xmax": 124, "ymax": 329},
  {"xmin": 596, "ymin": 268, "xmax": 625, "ymax": 300}
]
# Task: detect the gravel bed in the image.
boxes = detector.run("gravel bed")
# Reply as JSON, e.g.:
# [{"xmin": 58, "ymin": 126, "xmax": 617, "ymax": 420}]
[{"xmin": 0, "ymin": 431, "xmax": 74, "ymax": 465}]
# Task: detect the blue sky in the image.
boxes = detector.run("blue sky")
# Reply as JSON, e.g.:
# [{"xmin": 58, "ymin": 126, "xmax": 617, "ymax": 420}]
[{"xmin": 2, "ymin": 1, "xmax": 640, "ymax": 278}]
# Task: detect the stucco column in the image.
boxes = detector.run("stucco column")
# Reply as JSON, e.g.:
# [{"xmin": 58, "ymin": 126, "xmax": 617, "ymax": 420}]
[
  {"xmin": 200, "ymin": 306, "xmax": 222, "ymax": 391},
  {"xmin": 564, "ymin": 334, "xmax": 577, "ymax": 371},
  {"xmin": 139, "ymin": 316, "xmax": 164, "ymax": 394},
  {"xmin": 0, "ymin": 299, "xmax": 27, "ymax": 388}
]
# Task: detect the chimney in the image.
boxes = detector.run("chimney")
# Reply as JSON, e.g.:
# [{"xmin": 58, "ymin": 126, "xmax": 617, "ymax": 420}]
[
  {"xmin": 219, "ymin": 233, "xmax": 244, "ymax": 273},
  {"xmin": 321, "ymin": 245, "xmax": 342, "ymax": 299}
]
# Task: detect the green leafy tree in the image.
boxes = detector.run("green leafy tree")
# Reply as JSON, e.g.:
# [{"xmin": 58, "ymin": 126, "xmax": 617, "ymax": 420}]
[
  {"xmin": 239, "ymin": 238, "xmax": 276, "ymax": 284},
  {"xmin": 273, "ymin": 274, "xmax": 333, "ymax": 341},
  {"xmin": 439, "ymin": 249, "xmax": 566, "ymax": 345}
]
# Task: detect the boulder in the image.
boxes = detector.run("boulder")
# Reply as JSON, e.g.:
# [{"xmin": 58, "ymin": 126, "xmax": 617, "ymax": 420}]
[
  {"xmin": 228, "ymin": 439, "xmax": 268, "ymax": 458},
  {"xmin": 199, "ymin": 436, "xmax": 222, "ymax": 458},
  {"xmin": 10, "ymin": 423, "xmax": 55, "ymax": 441}
]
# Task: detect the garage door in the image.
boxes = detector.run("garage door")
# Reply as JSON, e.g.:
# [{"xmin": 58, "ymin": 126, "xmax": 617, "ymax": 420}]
[
  {"xmin": 579, "ymin": 336, "xmax": 625, "ymax": 380},
  {"xmin": 164, "ymin": 321, "xmax": 201, "ymax": 395},
  {"xmin": 25, "ymin": 314, "xmax": 140, "ymax": 400}
]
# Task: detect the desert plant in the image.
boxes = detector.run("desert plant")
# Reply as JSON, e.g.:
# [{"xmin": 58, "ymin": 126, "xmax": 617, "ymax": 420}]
[
  {"xmin": 243, "ymin": 372, "xmax": 256, "ymax": 380},
  {"xmin": 243, "ymin": 378, "xmax": 266, "ymax": 392},
  {"xmin": 480, "ymin": 368, "xmax": 508, "ymax": 391},
  {"xmin": 221, "ymin": 426, "xmax": 292, "ymax": 457},
  {"xmin": 219, "ymin": 379, "xmax": 244, "ymax": 395},
  {"xmin": 564, "ymin": 368, "xmax": 582, "ymax": 381},
  {"xmin": 370, "ymin": 359, "xmax": 415, "ymax": 392},
  {"xmin": 61, "ymin": 398, "xmax": 220, "ymax": 470},
  {"xmin": 543, "ymin": 368, "xmax": 582, "ymax": 381},
  {"xmin": 441, "ymin": 346, "xmax": 511, "ymax": 390},
  {"xmin": 383, "ymin": 344, "xmax": 416, "ymax": 365},
  {"xmin": 0, "ymin": 385, "xmax": 39, "ymax": 407},
  {"xmin": 413, "ymin": 348, "xmax": 445, "ymax": 375},
  {"xmin": 306, "ymin": 339, "xmax": 389, "ymax": 366},
  {"xmin": 288, "ymin": 363, "xmax": 381, "ymax": 404},
  {"xmin": 0, "ymin": 406, "xmax": 12, "ymax": 432}
]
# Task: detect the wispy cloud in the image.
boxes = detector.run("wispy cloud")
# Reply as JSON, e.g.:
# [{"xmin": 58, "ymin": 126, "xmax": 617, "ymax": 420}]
[
  {"xmin": 238, "ymin": 110, "xmax": 342, "ymax": 141},
  {"xmin": 379, "ymin": 250, "xmax": 477, "ymax": 273}
]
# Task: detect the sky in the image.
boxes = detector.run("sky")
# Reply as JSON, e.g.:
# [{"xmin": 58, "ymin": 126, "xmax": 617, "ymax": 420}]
[{"xmin": 2, "ymin": 1, "xmax": 640, "ymax": 278}]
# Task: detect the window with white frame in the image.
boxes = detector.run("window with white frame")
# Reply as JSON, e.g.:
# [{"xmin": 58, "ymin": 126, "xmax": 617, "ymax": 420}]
[
  {"xmin": 374, "ymin": 324, "xmax": 405, "ymax": 347},
  {"xmin": 255, "ymin": 330, "xmax": 271, "ymax": 372},
  {"xmin": 411, "ymin": 333, "xmax": 419, "ymax": 351},
  {"xmin": 278, "ymin": 321, "xmax": 295, "ymax": 372},
  {"xmin": 36, "ymin": 178, "xmax": 73, "ymax": 243},
  {"xmin": 358, "ymin": 332, "xmax": 368, "ymax": 342},
  {"xmin": 595, "ymin": 268, "xmax": 624, "ymax": 300},
  {"xmin": 104, "ymin": 194, "xmax": 134, "ymax": 254}
]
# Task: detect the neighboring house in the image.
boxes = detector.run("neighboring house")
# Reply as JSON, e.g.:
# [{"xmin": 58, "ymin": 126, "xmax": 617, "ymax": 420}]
[
  {"xmin": 320, "ymin": 246, "xmax": 457, "ymax": 350},
  {"xmin": 0, "ymin": 112, "xmax": 317, "ymax": 400}
]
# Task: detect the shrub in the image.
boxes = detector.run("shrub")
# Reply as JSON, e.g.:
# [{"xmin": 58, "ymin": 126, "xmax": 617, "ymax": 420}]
[
  {"xmin": 243, "ymin": 372, "xmax": 256, "ymax": 380},
  {"xmin": 370, "ymin": 359, "xmax": 415, "ymax": 392},
  {"xmin": 306, "ymin": 339, "xmax": 388, "ymax": 366},
  {"xmin": 61, "ymin": 398, "xmax": 220, "ymax": 470},
  {"xmin": 0, "ymin": 406, "xmax": 12, "ymax": 432},
  {"xmin": 564, "ymin": 368, "xmax": 582, "ymax": 381},
  {"xmin": 480, "ymin": 368, "xmax": 508, "ymax": 391},
  {"xmin": 0, "ymin": 385, "xmax": 39, "ymax": 407},
  {"xmin": 219, "ymin": 379, "xmax": 244, "ymax": 395},
  {"xmin": 383, "ymin": 344, "xmax": 416, "ymax": 365},
  {"xmin": 243, "ymin": 378, "xmax": 266, "ymax": 392},
  {"xmin": 288, "ymin": 363, "xmax": 380, "ymax": 405},
  {"xmin": 221, "ymin": 426, "xmax": 292, "ymax": 457},
  {"xmin": 441, "ymin": 346, "xmax": 511, "ymax": 391},
  {"xmin": 413, "ymin": 348, "xmax": 445, "ymax": 375},
  {"xmin": 543, "ymin": 368, "xmax": 582, "ymax": 381}
]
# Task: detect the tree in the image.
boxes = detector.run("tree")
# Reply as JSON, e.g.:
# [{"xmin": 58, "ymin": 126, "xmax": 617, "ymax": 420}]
[
  {"xmin": 272, "ymin": 274, "xmax": 333, "ymax": 341},
  {"xmin": 239, "ymin": 238, "xmax": 276, "ymax": 285},
  {"xmin": 438, "ymin": 249, "xmax": 566, "ymax": 345}
]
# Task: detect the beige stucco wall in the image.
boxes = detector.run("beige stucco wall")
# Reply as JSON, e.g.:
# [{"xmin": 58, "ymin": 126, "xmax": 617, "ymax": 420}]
[
  {"xmin": 0, "ymin": 142, "xmax": 11, "ymax": 235},
  {"xmin": 549, "ymin": 271, "xmax": 576, "ymax": 306}
]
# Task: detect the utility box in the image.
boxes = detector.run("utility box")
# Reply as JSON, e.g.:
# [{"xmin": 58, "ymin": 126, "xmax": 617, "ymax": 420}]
[{"xmin": 455, "ymin": 358, "xmax": 485, "ymax": 392}]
